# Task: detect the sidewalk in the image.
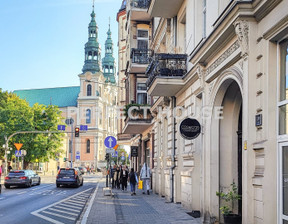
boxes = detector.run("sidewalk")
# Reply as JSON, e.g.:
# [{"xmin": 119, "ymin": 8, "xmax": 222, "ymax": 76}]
[{"xmin": 85, "ymin": 179, "xmax": 202, "ymax": 224}]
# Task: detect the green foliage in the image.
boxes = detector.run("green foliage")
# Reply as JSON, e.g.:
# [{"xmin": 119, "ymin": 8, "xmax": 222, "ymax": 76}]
[
  {"xmin": 0, "ymin": 90, "xmax": 64, "ymax": 165},
  {"xmin": 123, "ymin": 103, "xmax": 151, "ymax": 119},
  {"xmin": 216, "ymin": 182, "xmax": 241, "ymax": 215},
  {"xmin": 110, "ymin": 147, "xmax": 129, "ymax": 165}
]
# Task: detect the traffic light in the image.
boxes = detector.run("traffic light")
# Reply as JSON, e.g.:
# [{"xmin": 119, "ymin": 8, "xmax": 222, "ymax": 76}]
[
  {"xmin": 105, "ymin": 153, "xmax": 110, "ymax": 161},
  {"xmin": 75, "ymin": 127, "xmax": 80, "ymax": 137}
]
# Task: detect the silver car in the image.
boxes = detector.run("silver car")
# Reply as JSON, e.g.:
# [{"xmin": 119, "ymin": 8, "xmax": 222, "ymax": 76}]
[{"xmin": 4, "ymin": 170, "xmax": 41, "ymax": 188}]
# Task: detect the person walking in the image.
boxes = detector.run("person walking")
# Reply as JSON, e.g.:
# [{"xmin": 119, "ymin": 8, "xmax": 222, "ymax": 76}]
[
  {"xmin": 110, "ymin": 165, "xmax": 115, "ymax": 188},
  {"xmin": 114, "ymin": 166, "xmax": 121, "ymax": 189},
  {"xmin": 120, "ymin": 165, "xmax": 129, "ymax": 191},
  {"xmin": 128, "ymin": 168, "xmax": 138, "ymax": 195},
  {"xmin": 140, "ymin": 162, "xmax": 151, "ymax": 195}
]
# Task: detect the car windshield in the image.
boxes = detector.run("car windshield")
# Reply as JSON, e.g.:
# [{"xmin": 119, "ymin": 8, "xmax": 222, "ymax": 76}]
[
  {"xmin": 9, "ymin": 171, "xmax": 25, "ymax": 177},
  {"xmin": 59, "ymin": 169, "xmax": 75, "ymax": 175}
]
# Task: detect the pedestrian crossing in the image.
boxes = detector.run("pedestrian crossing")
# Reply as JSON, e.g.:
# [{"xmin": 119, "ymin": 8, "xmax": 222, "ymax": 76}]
[{"xmin": 31, "ymin": 187, "xmax": 95, "ymax": 224}]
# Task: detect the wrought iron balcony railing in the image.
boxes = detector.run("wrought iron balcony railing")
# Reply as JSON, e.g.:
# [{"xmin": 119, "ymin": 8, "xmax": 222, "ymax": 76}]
[
  {"xmin": 146, "ymin": 53, "xmax": 187, "ymax": 87},
  {"xmin": 130, "ymin": 0, "xmax": 151, "ymax": 9},
  {"xmin": 131, "ymin": 48, "xmax": 152, "ymax": 64}
]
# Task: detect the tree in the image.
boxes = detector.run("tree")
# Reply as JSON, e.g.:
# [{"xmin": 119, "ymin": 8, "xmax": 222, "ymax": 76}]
[{"xmin": 0, "ymin": 89, "xmax": 64, "ymax": 166}]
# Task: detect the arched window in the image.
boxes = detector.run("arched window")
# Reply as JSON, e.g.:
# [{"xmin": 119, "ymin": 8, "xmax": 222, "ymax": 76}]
[
  {"xmin": 86, "ymin": 139, "xmax": 90, "ymax": 153},
  {"xmin": 86, "ymin": 109, "xmax": 91, "ymax": 124},
  {"xmin": 88, "ymin": 51, "xmax": 92, "ymax": 60},
  {"xmin": 87, "ymin": 84, "xmax": 92, "ymax": 96}
]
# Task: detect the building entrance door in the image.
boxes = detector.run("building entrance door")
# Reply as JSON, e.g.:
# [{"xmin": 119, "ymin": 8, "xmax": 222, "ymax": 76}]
[{"xmin": 279, "ymin": 142, "xmax": 288, "ymax": 223}]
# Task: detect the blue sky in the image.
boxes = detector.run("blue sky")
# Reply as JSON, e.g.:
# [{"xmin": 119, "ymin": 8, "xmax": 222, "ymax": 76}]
[{"xmin": 0, "ymin": 0, "xmax": 121, "ymax": 92}]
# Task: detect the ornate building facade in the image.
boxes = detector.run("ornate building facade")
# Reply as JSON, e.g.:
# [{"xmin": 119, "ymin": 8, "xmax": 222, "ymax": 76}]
[
  {"xmin": 117, "ymin": 0, "xmax": 288, "ymax": 223},
  {"xmin": 15, "ymin": 7, "xmax": 118, "ymax": 171}
]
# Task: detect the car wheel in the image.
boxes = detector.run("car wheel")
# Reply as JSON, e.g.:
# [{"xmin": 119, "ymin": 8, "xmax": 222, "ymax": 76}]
[
  {"xmin": 56, "ymin": 184, "xmax": 60, "ymax": 188},
  {"xmin": 5, "ymin": 185, "xmax": 10, "ymax": 189},
  {"xmin": 26, "ymin": 180, "xmax": 32, "ymax": 188},
  {"xmin": 37, "ymin": 178, "xmax": 41, "ymax": 185},
  {"xmin": 75, "ymin": 178, "xmax": 80, "ymax": 188},
  {"xmin": 80, "ymin": 179, "xmax": 83, "ymax": 186}
]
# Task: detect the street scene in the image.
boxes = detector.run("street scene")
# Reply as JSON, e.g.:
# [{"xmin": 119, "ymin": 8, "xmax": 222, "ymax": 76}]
[{"xmin": 1, "ymin": 0, "xmax": 288, "ymax": 223}]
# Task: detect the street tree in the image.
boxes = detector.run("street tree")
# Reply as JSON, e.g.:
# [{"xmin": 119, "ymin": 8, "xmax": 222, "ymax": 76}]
[{"xmin": 0, "ymin": 90, "xmax": 64, "ymax": 167}]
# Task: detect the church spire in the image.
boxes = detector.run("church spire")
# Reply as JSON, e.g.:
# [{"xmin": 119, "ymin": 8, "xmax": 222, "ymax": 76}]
[
  {"xmin": 82, "ymin": 4, "xmax": 101, "ymax": 74},
  {"xmin": 102, "ymin": 19, "xmax": 116, "ymax": 83}
]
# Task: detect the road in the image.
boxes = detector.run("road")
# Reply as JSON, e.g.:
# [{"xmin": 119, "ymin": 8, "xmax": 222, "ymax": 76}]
[{"xmin": 0, "ymin": 174, "xmax": 100, "ymax": 224}]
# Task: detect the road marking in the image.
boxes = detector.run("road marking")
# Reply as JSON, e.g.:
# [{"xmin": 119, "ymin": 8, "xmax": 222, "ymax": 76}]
[
  {"xmin": 81, "ymin": 183, "xmax": 100, "ymax": 224},
  {"xmin": 62, "ymin": 201, "xmax": 83, "ymax": 207},
  {"xmin": 58, "ymin": 203, "xmax": 83, "ymax": 210},
  {"xmin": 31, "ymin": 187, "xmax": 93, "ymax": 224},
  {"xmin": 67, "ymin": 199, "xmax": 86, "ymax": 204},
  {"xmin": 48, "ymin": 207, "xmax": 78, "ymax": 216},
  {"xmin": 54, "ymin": 205, "xmax": 81, "ymax": 212},
  {"xmin": 42, "ymin": 211, "xmax": 76, "ymax": 221}
]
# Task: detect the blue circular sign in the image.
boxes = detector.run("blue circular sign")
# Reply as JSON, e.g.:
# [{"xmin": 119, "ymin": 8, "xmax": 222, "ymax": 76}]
[{"xmin": 104, "ymin": 136, "xmax": 117, "ymax": 148}]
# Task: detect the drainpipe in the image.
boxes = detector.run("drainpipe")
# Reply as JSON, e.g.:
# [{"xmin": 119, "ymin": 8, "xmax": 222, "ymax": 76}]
[{"xmin": 170, "ymin": 96, "xmax": 176, "ymax": 202}]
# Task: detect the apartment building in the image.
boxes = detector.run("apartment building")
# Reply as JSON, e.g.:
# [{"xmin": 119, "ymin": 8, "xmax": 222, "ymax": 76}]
[
  {"xmin": 117, "ymin": 0, "xmax": 154, "ymax": 172},
  {"xmin": 145, "ymin": 0, "xmax": 288, "ymax": 223}
]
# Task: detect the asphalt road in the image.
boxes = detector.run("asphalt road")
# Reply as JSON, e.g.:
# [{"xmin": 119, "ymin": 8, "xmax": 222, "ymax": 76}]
[{"xmin": 0, "ymin": 174, "xmax": 100, "ymax": 224}]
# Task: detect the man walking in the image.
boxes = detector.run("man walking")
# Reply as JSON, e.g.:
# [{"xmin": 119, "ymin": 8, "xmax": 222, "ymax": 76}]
[{"xmin": 140, "ymin": 162, "xmax": 151, "ymax": 195}]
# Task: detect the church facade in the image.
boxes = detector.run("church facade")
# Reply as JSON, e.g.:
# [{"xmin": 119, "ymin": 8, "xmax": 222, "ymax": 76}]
[{"xmin": 14, "ymin": 8, "xmax": 118, "ymax": 171}]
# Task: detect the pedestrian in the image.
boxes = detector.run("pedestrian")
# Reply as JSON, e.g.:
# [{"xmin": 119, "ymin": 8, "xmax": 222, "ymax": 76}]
[
  {"xmin": 140, "ymin": 162, "xmax": 152, "ymax": 195},
  {"xmin": 91, "ymin": 164, "xmax": 94, "ymax": 174},
  {"xmin": 110, "ymin": 165, "xmax": 116, "ymax": 188},
  {"xmin": 0, "ymin": 164, "xmax": 2, "ymax": 179},
  {"xmin": 120, "ymin": 165, "xmax": 129, "ymax": 191},
  {"xmin": 114, "ymin": 166, "xmax": 121, "ymax": 189},
  {"xmin": 87, "ymin": 166, "xmax": 90, "ymax": 175},
  {"xmin": 128, "ymin": 168, "xmax": 138, "ymax": 195},
  {"xmin": 8, "ymin": 164, "xmax": 12, "ymax": 173}
]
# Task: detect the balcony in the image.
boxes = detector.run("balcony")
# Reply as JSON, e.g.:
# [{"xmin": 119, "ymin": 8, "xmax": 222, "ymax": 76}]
[
  {"xmin": 122, "ymin": 104, "xmax": 153, "ymax": 134},
  {"xmin": 129, "ymin": 0, "xmax": 151, "ymax": 21},
  {"xmin": 117, "ymin": 133, "xmax": 134, "ymax": 142},
  {"xmin": 129, "ymin": 48, "xmax": 152, "ymax": 73},
  {"xmin": 146, "ymin": 53, "xmax": 187, "ymax": 96},
  {"xmin": 148, "ymin": 0, "xmax": 185, "ymax": 18}
]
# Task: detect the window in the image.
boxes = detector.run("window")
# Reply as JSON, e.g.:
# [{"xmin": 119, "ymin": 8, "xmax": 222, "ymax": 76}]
[
  {"xmin": 86, "ymin": 109, "xmax": 91, "ymax": 124},
  {"xmin": 279, "ymin": 39, "xmax": 288, "ymax": 135},
  {"xmin": 86, "ymin": 139, "xmax": 90, "ymax": 153},
  {"xmin": 87, "ymin": 84, "xmax": 92, "ymax": 96},
  {"xmin": 137, "ymin": 29, "xmax": 149, "ymax": 49},
  {"xmin": 137, "ymin": 83, "xmax": 147, "ymax": 104}
]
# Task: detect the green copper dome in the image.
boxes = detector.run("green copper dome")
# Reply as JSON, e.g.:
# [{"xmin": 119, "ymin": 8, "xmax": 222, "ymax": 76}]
[
  {"xmin": 82, "ymin": 8, "xmax": 101, "ymax": 73},
  {"xmin": 102, "ymin": 23, "xmax": 116, "ymax": 83}
]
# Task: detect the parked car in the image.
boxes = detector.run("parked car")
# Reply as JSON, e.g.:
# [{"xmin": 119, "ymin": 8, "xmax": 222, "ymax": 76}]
[
  {"xmin": 4, "ymin": 170, "xmax": 41, "ymax": 188},
  {"xmin": 56, "ymin": 168, "xmax": 83, "ymax": 188},
  {"xmin": 74, "ymin": 166, "xmax": 87, "ymax": 175}
]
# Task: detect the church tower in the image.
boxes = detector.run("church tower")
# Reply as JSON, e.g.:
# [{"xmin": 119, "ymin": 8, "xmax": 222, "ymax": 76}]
[
  {"xmin": 102, "ymin": 21, "xmax": 116, "ymax": 83},
  {"xmin": 82, "ymin": 6, "xmax": 101, "ymax": 73}
]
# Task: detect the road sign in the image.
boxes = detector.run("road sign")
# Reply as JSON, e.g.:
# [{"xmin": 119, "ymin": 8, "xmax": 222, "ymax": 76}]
[
  {"xmin": 15, "ymin": 150, "xmax": 21, "ymax": 157},
  {"xmin": 14, "ymin": 143, "xmax": 23, "ymax": 151},
  {"xmin": 21, "ymin": 150, "xmax": 27, "ymax": 156},
  {"xmin": 76, "ymin": 151, "xmax": 80, "ymax": 155},
  {"xmin": 106, "ymin": 148, "xmax": 114, "ymax": 154},
  {"xmin": 76, "ymin": 155, "xmax": 80, "ymax": 160},
  {"xmin": 65, "ymin": 118, "xmax": 74, "ymax": 125},
  {"xmin": 57, "ymin": 125, "xmax": 66, "ymax": 131},
  {"xmin": 104, "ymin": 136, "xmax": 117, "ymax": 148},
  {"xmin": 80, "ymin": 125, "xmax": 88, "ymax": 131},
  {"xmin": 121, "ymin": 156, "xmax": 125, "ymax": 160},
  {"xmin": 111, "ymin": 151, "xmax": 118, "ymax": 157}
]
